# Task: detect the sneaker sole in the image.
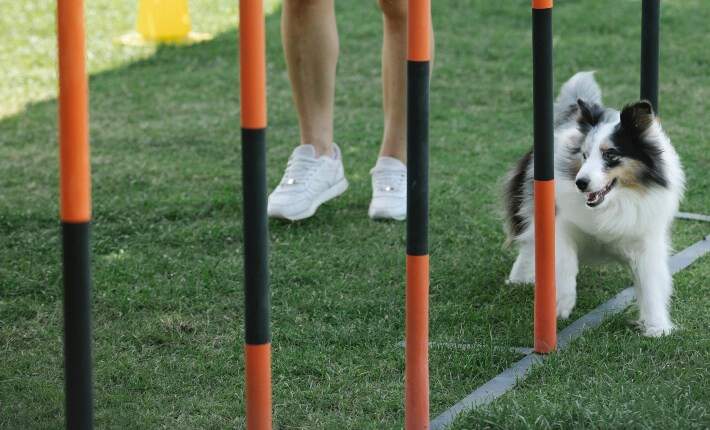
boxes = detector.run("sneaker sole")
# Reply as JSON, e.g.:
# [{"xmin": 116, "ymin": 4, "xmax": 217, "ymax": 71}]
[
  {"xmin": 368, "ymin": 207, "xmax": 406, "ymax": 221},
  {"xmin": 270, "ymin": 178, "xmax": 349, "ymax": 221}
]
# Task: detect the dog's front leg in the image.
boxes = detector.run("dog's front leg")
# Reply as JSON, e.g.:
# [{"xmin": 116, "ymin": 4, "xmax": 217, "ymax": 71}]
[
  {"xmin": 507, "ymin": 239, "xmax": 535, "ymax": 285},
  {"xmin": 556, "ymin": 221, "xmax": 578, "ymax": 319},
  {"xmin": 632, "ymin": 240, "xmax": 674, "ymax": 336}
]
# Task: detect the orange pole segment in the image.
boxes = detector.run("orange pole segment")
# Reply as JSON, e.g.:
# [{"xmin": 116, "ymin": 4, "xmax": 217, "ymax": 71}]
[
  {"xmin": 532, "ymin": 0, "xmax": 553, "ymax": 9},
  {"xmin": 408, "ymin": 0, "xmax": 431, "ymax": 61},
  {"xmin": 58, "ymin": 0, "xmax": 91, "ymax": 223},
  {"xmin": 534, "ymin": 180, "xmax": 556, "ymax": 353},
  {"xmin": 406, "ymin": 255, "xmax": 429, "ymax": 430},
  {"xmin": 245, "ymin": 344, "xmax": 272, "ymax": 430},
  {"xmin": 239, "ymin": 0, "xmax": 267, "ymax": 129}
]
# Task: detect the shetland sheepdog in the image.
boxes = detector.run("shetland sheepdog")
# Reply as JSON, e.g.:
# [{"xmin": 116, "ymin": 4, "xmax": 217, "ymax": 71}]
[{"xmin": 504, "ymin": 72, "xmax": 684, "ymax": 337}]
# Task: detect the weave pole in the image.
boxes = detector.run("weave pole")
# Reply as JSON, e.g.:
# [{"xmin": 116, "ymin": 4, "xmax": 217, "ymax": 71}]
[
  {"xmin": 239, "ymin": 0, "xmax": 272, "ymax": 429},
  {"xmin": 57, "ymin": 0, "xmax": 93, "ymax": 428},
  {"xmin": 531, "ymin": 0, "xmax": 556, "ymax": 354},
  {"xmin": 405, "ymin": 0, "xmax": 431, "ymax": 428},
  {"xmin": 640, "ymin": 0, "xmax": 660, "ymax": 112}
]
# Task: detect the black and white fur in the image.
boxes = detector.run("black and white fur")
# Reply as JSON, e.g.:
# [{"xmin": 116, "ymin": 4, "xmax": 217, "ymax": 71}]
[{"xmin": 504, "ymin": 72, "xmax": 685, "ymax": 337}]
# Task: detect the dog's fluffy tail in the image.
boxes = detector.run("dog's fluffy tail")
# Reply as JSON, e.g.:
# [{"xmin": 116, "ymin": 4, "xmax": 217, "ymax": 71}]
[{"xmin": 554, "ymin": 71, "xmax": 602, "ymax": 124}]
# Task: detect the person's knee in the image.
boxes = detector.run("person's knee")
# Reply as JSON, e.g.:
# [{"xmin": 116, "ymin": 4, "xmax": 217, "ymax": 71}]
[
  {"xmin": 378, "ymin": 0, "xmax": 407, "ymax": 21},
  {"xmin": 283, "ymin": 0, "xmax": 332, "ymax": 15}
]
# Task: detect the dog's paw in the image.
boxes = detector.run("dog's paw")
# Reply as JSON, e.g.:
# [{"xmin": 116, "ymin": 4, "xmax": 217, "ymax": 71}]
[
  {"xmin": 643, "ymin": 323, "xmax": 676, "ymax": 337},
  {"xmin": 556, "ymin": 294, "xmax": 576, "ymax": 320},
  {"xmin": 557, "ymin": 308, "xmax": 572, "ymax": 320},
  {"xmin": 505, "ymin": 275, "xmax": 534, "ymax": 286}
]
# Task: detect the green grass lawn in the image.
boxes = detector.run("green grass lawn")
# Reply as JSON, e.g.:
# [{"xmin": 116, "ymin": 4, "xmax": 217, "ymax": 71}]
[{"xmin": 1, "ymin": 0, "xmax": 709, "ymax": 428}]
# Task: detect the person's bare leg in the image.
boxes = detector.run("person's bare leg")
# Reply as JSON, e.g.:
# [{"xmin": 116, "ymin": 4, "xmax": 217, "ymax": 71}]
[
  {"xmin": 378, "ymin": 0, "xmax": 407, "ymax": 162},
  {"xmin": 281, "ymin": 0, "xmax": 338, "ymax": 156},
  {"xmin": 378, "ymin": 0, "xmax": 434, "ymax": 163}
]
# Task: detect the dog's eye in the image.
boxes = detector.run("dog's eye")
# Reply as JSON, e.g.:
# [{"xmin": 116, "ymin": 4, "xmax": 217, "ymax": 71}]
[
  {"xmin": 582, "ymin": 152, "xmax": 588, "ymax": 160},
  {"xmin": 602, "ymin": 149, "xmax": 620, "ymax": 162}
]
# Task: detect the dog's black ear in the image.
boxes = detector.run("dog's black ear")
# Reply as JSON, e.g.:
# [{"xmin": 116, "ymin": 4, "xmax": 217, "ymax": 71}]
[
  {"xmin": 620, "ymin": 100, "xmax": 654, "ymax": 135},
  {"xmin": 576, "ymin": 98, "xmax": 604, "ymax": 131}
]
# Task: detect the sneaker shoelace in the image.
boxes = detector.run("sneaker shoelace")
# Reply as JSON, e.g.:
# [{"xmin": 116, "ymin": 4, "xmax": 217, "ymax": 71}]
[
  {"xmin": 371, "ymin": 167, "xmax": 406, "ymax": 193},
  {"xmin": 280, "ymin": 155, "xmax": 322, "ymax": 189}
]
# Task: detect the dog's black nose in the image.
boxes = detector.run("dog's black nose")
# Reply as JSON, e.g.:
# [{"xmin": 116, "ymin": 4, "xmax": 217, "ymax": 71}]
[{"xmin": 575, "ymin": 178, "xmax": 590, "ymax": 191}]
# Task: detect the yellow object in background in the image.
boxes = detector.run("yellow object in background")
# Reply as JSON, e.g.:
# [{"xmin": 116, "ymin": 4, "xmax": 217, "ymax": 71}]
[
  {"xmin": 116, "ymin": 0, "xmax": 212, "ymax": 46},
  {"xmin": 116, "ymin": 0, "xmax": 283, "ymax": 46},
  {"xmin": 137, "ymin": 0, "xmax": 192, "ymax": 42}
]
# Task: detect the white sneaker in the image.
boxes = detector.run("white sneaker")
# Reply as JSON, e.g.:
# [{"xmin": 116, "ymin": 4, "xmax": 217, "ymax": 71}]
[
  {"xmin": 368, "ymin": 156, "xmax": 407, "ymax": 221},
  {"xmin": 267, "ymin": 144, "xmax": 348, "ymax": 221}
]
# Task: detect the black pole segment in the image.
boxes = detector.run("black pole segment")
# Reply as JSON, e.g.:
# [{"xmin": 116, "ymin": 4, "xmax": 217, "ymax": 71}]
[
  {"xmin": 532, "ymin": 8, "xmax": 554, "ymax": 181},
  {"xmin": 641, "ymin": 0, "xmax": 660, "ymax": 113},
  {"xmin": 242, "ymin": 127, "xmax": 270, "ymax": 345},
  {"xmin": 407, "ymin": 61, "xmax": 430, "ymax": 256},
  {"xmin": 62, "ymin": 221, "xmax": 93, "ymax": 430}
]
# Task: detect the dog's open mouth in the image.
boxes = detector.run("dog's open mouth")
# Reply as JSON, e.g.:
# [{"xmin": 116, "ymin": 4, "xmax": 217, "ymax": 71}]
[{"xmin": 586, "ymin": 178, "xmax": 617, "ymax": 207}]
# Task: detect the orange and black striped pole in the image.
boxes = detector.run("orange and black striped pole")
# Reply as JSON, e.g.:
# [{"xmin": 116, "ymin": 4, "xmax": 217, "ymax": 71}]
[
  {"xmin": 406, "ymin": 0, "xmax": 431, "ymax": 428},
  {"xmin": 640, "ymin": 0, "xmax": 660, "ymax": 112},
  {"xmin": 531, "ymin": 0, "xmax": 556, "ymax": 354},
  {"xmin": 239, "ymin": 0, "xmax": 272, "ymax": 429},
  {"xmin": 57, "ymin": 0, "xmax": 93, "ymax": 428}
]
